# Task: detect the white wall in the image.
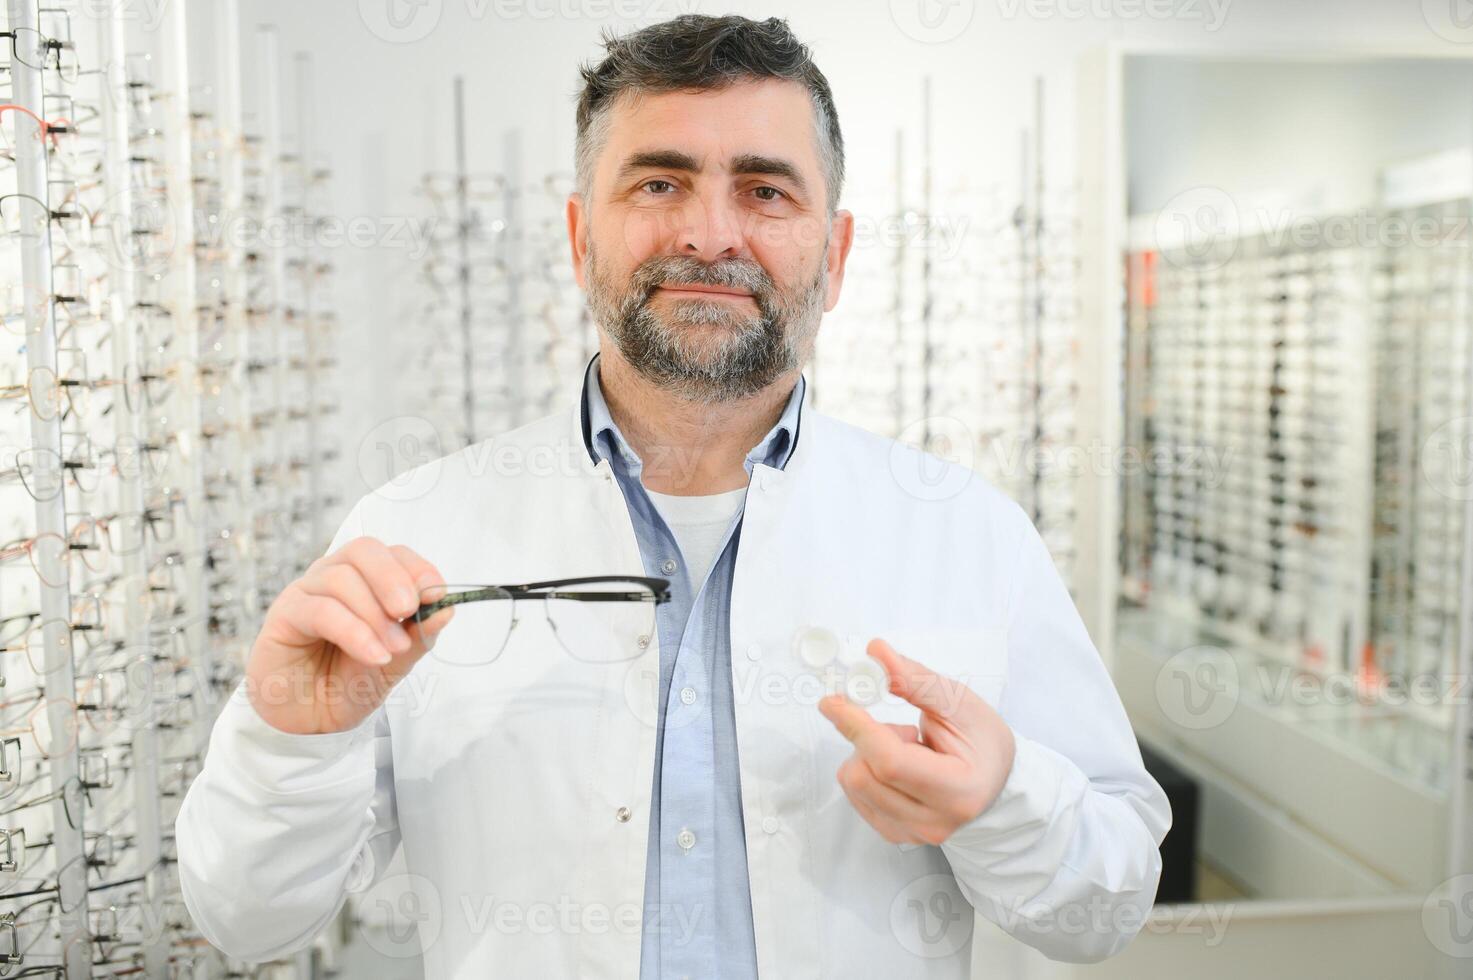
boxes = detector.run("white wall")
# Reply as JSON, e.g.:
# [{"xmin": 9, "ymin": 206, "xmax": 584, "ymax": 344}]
[{"xmin": 1126, "ymin": 55, "xmax": 1473, "ymax": 216}]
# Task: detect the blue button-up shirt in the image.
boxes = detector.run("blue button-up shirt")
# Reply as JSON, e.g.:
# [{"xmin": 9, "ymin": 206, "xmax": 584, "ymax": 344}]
[{"xmin": 580, "ymin": 354, "xmax": 805, "ymax": 980}]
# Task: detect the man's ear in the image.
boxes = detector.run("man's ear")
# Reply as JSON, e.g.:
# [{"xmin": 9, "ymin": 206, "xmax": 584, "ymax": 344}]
[
  {"xmin": 567, "ymin": 191, "xmax": 589, "ymax": 290},
  {"xmin": 824, "ymin": 208, "xmax": 856, "ymax": 313}
]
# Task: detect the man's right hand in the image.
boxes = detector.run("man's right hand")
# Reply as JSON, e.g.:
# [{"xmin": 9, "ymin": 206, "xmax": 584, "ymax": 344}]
[{"xmin": 244, "ymin": 537, "xmax": 455, "ymax": 735}]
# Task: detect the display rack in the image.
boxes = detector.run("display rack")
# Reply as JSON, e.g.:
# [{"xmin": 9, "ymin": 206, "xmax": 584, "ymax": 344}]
[
  {"xmin": 1, "ymin": 1, "xmax": 342, "ymax": 974},
  {"xmin": 1123, "ymin": 193, "xmax": 1470, "ymax": 725},
  {"xmin": 407, "ymin": 78, "xmax": 593, "ymax": 451},
  {"xmin": 813, "ymin": 76, "xmax": 1082, "ymax": 587}
]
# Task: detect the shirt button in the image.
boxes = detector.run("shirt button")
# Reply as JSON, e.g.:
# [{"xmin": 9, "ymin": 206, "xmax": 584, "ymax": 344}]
[
  {"xmin": 679, "ymin": 686, "xmax": 697, "ymax": 705},
  {"xmin": 762, "ymin": 816, "xmax": 779, "ymax": 834},
  {"xmin": 745, "ymin": 643, "xmax": 761, "ymax": 661},
  {"xmin": 660, "ymin": 558, "xmax": 677, "ymax": 575},
  {"xmin": 676, "ymin": 828, "xmax": 696, "ymax": 852},
  {"xmin": 615, "ymin": 806, "xmax": 631, "ymax": 823}
]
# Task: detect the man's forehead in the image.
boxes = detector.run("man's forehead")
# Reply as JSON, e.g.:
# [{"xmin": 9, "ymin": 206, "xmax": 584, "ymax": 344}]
[{"xmin": 601, "ymin": 79, "xmax": 819, "ymax": 162}]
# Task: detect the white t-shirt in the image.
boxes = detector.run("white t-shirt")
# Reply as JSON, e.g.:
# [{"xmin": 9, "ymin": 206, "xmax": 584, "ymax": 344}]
[{"xmin": 643, "ymin": 484, "xmax": 748, "ymax": 588}]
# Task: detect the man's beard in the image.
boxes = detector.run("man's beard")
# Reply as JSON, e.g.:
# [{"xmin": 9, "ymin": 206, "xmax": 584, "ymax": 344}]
[{"xmin": 584, "ymin": 241, "xmax": 828, "ymax": 403}]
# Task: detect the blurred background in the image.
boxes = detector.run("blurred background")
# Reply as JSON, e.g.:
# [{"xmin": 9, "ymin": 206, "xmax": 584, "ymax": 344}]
[{"xmin": 2, "ymin": 0, "xmax": 1472, "ymax": 976}]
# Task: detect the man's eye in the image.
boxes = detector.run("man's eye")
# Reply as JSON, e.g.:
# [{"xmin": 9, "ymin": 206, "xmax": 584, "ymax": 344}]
[
  {"xmin": 752, "ymin": 186, "xmax": 784, "ymax": 202},
  {"xmin": 642, "ymin": 180, "xmax": 675, "ymax": 195}
]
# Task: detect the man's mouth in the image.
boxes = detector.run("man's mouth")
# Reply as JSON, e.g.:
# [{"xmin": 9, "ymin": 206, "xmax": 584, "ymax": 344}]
[{"xmin": 655, "ymin": 283, "xmax": 756, "ymax": 301}]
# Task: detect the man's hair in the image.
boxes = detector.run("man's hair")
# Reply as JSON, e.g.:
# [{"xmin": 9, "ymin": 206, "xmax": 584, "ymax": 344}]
[{"xmin": 574, "ymin": 14, "xmax": 844, "ymax": 214}]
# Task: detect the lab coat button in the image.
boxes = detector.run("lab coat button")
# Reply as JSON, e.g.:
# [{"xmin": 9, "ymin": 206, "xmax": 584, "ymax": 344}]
[
  {"xmin": 616, "ymin": 806, "xmax": 631, "ymax": 823},
  {"xmin": 762, "ymin": 816, "xmax": 779, "ymax": 834},
  {"xmin": 745, "ymin": 643, "xmax": 761, "ymax": 661}
]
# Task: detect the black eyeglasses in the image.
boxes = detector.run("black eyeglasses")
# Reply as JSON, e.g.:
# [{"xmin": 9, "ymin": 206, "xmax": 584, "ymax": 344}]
[{"xmin": 413, "ymin": 576, "xmax": 670, "ymax": 667}]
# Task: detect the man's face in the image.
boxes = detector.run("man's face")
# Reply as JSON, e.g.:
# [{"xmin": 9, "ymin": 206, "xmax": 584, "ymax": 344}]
[{"xmin": 567, "ymin": 78, "xmax": 854, "ymax": 403}]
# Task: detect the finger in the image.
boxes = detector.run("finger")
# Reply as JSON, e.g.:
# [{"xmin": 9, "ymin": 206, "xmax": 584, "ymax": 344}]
[
  {"xmin": 293, "ymin": 592, "xmax": 392, "ymax": 666},
  {"xmin": 883, "ymin": 723, "xmax": 920, "ymax": 743},
  {"xmin": 330, "ymin": 537, "xmax": 420, "ymax": 621},
  {"xmin": 300, "ymin": 562, "xmax": 413, "ymax": 655},
  {"xmin": 820, "ymin": 693, "xmax": 948, "ymax": 795},
  {"xmin": 867, "ymin": 637, "xmax": 978, "ymax": 721},
  {"xmin": 838, "ymin": 760, "xmax": 924, "ymax": 845},
  {"xmin": 852, "ymin": 757, "xmax": 938, "ymax": 825},
  {"xmin": 388, "ymin": 544, "xmax": 443, "ymax": 600},
  {"xmin": 387, "ymin": 545, "xmax": 454, "ymax": 642}
]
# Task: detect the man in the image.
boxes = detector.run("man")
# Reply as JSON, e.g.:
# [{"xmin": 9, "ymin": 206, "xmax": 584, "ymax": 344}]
[{"xmin": 178, "ymin": 14, "xmax": 1170, "ymax": 978}]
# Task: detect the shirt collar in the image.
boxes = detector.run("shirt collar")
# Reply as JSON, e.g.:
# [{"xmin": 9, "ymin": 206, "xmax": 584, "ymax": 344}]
[{"xmin": 578, "ymin": 352, "xmax": 806, "ymax": 477}]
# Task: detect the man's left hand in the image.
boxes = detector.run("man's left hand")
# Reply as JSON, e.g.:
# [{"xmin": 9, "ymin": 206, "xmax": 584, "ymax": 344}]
[{"xmin": 818, "ymin": 638, "xmax": 1016, "ymax": 846}]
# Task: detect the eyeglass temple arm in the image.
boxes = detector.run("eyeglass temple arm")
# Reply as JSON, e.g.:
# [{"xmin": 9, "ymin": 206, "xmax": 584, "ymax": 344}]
[{"xmin": 412, "ymin": 579, "xmax": 671, "ymax": 622}]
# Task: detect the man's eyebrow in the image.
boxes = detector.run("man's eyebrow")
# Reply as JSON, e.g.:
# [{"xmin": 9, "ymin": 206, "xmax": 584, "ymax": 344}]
[
  {"xmin": 615, "ymin": 149, "xmax": 809, "ymax": 197},
  {"xmin": 616, "ymin": 149, "xmax": 703, "ymax": 184},
  {"xmin": 730, "ymin": 154, "xmax": 808, "ymax": 196}
]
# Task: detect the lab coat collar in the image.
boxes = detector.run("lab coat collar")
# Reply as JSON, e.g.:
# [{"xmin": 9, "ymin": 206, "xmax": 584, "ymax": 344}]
[{"xmin": 574, "ymin": 351, "xmax": 809, "ymax": 483}]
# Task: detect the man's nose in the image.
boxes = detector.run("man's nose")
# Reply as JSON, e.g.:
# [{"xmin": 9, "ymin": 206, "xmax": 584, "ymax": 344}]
[{"xmin": 674, "ymin": 191, "xmax": 746, "ymax": 264}]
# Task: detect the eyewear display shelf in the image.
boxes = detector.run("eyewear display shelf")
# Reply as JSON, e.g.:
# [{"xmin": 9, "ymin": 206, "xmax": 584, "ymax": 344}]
[
  {"xmin": 1118, "ymin": 192, "xmax": 1472, "ymax": 903},
  {"xmin": 2, "ymin": 1, "xmax": 341, "ymax": 976},
  {"xmin": 814, "ymin": 78, "xmax": 1082, "ymax": 589},
  {"xmin": 408, "ymin": 78, "xmax": 595, "ymax": 455}
]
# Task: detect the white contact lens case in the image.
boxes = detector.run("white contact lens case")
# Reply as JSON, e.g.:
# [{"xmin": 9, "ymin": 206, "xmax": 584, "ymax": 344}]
[{"xmin": 792, "ymin": 626, "xmax": 889, "ymax": 706}]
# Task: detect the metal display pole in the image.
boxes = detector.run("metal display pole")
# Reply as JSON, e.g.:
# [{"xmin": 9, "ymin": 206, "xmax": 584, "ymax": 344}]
[
  {"xmin": 154, "ymin": 0, "xmax": 214, "ymax": 755},
  {"xmin": 1031, "ymin": 77, "xmax": 1046, "ymax": 528},
  {"xmin": 504, "ymin": 128, "xmax": 524, "ymax": 428},
  {"xmin": 455, "ymin": 76, "xmax": 474, "ymax": 445},
  {"xmin": 920, "ymin": 76, "xmax": 933, "ymax": 448},
  {"xmin": 219, "ymin": 0, "xmax": 260, "ymax": 651},
  {"xmin": 893, "ymin": 128, "xmax": 905, "ymax": 437},
  {"xmin": 6, "ymin": 3, "xmax": 92, "ymax": 972},
  {"xmin": 97, "ymin": 4, "xmax": 168, "ymax": 976},
  {"xmin": 294, "ymin": 52, "xmax": 323, "ymax": 550},
  {"xmin": 258, "ymin": 26, "xmax": 289, "ymax": 595}
]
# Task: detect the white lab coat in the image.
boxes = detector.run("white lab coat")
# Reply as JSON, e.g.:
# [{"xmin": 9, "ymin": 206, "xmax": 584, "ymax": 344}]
[{"xmin": 177, "ymin": 378, "xmax": 1171, "ymax": 977}]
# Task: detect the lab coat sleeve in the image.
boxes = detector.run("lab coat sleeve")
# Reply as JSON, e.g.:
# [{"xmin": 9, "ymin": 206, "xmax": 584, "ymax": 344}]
[
  {"xmin": 176, "ymin": 500, "xmax": 402, "ymax": 963},
  {"xmin": 939, "ymin": 502, "xmax": 1172, "ymax": 963}
]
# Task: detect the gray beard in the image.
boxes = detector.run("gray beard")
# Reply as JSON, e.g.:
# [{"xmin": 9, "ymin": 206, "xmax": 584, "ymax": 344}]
[{"xmin": 584, "ymin": 246, "xmax": 827, "ymax": 404}]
